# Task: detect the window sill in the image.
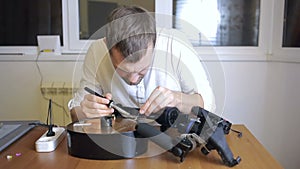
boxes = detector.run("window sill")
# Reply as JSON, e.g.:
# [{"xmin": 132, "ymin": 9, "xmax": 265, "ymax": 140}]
[
  {"xmin": 0, "ymin": 53, "xmax": 85, "ymax": 62},
  {"xmin": 270, "ymin": 54, "xmax": 300, "ymax": 63},
  {"xmin": 195, "ymin": 47, "xmax": 268, "ymax": 62},
  {"xmin": 0, "ymin": 51, "xmax": 299, "ymax": 63}
]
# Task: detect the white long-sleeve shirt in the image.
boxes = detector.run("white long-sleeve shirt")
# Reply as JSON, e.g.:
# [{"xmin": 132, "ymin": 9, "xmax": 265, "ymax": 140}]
[{"xmin": 70, "ymin": 28, "xmax": 216, "ymax": 113}]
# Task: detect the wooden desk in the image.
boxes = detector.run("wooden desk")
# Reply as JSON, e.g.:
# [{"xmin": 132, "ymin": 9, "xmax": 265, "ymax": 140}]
[{"xmin": 0, "ymin": 125, "xmax": 283, "ymax": 169}]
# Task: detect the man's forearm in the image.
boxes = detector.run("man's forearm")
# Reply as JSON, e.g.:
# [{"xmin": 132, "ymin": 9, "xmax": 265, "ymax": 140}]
[{"xmin": 70, "ymin": 106, "xmax": 86, "ymax": 122}]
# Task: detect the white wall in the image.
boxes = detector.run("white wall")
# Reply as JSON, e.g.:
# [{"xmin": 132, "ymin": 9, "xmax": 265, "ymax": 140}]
[
  {"xmin": 264, "ymin": 62, "xmax": 300, "ymax": 169},
  {"xmin": 0, "ymin": 59, "xmax": 299, "ymax": 169},
  {"xmin": 0, "ymin": 61, "xmax": 79, "ymax": 121},
  {"xmin": 0, "ymin": 62, "xmax": 41, "ymax": 120},
  {"xmin": 220, "ymin": 61, "xmax": 300, "ymax": 169}
]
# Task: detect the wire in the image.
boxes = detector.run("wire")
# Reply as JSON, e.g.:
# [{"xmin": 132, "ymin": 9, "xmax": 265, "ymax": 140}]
[
  {"xmin": 35, "ymin": 51, "xmax": 69, "ymax": 121},
  {"xmin": 231, "ymin": 128, "xmax": 243, "ymax": 138}
]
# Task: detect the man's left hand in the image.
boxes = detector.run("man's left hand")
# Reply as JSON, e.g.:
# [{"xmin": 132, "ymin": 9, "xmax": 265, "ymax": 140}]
[{"xmin": 139, "ymin": 86, "xmax": 180, "ymax": 116}]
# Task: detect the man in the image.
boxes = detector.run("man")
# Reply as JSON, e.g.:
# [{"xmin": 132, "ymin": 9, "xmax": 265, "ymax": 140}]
[{"xmin": 69, "ymin": 6, "xmax": 215, "ymax": 122}]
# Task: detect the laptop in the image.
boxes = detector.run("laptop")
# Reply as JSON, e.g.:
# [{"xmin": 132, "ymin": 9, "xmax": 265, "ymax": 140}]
[{"xmin": 0, "ymin": 120, "xmax": 39, "ymax": 152}]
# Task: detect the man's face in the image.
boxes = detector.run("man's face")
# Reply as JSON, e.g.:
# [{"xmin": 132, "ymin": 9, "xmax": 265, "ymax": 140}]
[{"xmin": 110, "ymin": 45, "xmax": 153, "ymax": 85}]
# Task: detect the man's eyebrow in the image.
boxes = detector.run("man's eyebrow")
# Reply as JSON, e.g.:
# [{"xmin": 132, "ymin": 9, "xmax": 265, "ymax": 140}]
[
  {"xmin": 117, "ymin": 67, "xmax": 130, "ymax": 73},
  {"xmin": 117, "ymin": 64, "xmax": 150, "ymax": 73}
]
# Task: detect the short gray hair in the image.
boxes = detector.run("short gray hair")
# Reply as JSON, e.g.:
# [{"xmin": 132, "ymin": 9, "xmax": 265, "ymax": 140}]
[{"xmin": 105, "ymin": 6, "xmax": 156, "ymax": 62}]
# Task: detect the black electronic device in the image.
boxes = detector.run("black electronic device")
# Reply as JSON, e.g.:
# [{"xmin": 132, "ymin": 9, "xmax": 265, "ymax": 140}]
[
  {"xmin": 135, "ymin": 106, "xmax": 241, "ymax": 167},
  {"xmin": 66, "ymin": 118, "xmax": 148, "ymax": 160}
]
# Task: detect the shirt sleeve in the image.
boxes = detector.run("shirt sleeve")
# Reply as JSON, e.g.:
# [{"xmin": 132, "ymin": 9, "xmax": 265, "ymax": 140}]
[{"xmin": 70, "ymin": 40, "xmax": 104, "ymax": 109}]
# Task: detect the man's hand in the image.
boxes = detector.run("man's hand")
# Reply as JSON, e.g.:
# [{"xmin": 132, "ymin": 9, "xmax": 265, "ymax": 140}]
[
  {"xmin": 80, "ymin": 93, "xmax": 114, "ymax": 118},
  {"xmin": 139, "ymin": 86, "xmax": 204, "ymax": 116},
  {"xmin": 139, "ymin": 86, "xmax": 180, "ymax": 116}
]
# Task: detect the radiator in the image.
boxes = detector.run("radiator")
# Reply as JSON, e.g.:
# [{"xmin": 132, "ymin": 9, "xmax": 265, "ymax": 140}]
[{"xmin": 40, "ymin": 82, "xmax": 79, "ymax": 126}]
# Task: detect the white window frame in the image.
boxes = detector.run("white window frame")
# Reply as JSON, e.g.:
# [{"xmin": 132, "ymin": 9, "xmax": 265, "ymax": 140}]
[
  {"xmin": 68, "ymin": 0, "xmax": 273, "ymax": 61},
  {"xmin": 271, "ymin": 0, "xmax": 300, "ymax": 62},
  {"xmin": 67, "ymin": 0, "xmax": 93, "ymax": 52}
]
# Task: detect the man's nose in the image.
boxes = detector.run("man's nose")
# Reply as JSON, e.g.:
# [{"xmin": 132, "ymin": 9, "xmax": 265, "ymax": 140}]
[{"xmin": 128, "ymin": 73, "xmax": 140, "ymax": 84}]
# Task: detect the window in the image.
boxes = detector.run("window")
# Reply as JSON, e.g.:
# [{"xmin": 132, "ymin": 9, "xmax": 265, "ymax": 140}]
[
  {"xmin": 68, "ymin": 0, "xmax": 155, "ymax": 51},
  {"xmin": 272, "ymin": 0, "xmax": 300, "ymax": 61},
  {"xmin": 154, "ymin": 0, "xmax": 270, "ymax": 60},
  {"xmin": 0, "ymin": 0, "xmax": 299, "ymax": 62},
  {"xmin": 0, "ymin": 0, "xmax": 67, "ymax": 55},
  {"xmin": 79, "ymin": 1, "xmax": 118, "ymax": 40},
  {"xmin": 173, "ymin": 0, "xmax": 260, "ymax": 46},
  {"xmin": 0, "ymin": 0, "xmax": 63, "ymax": 46},
  {"xmin": 78, "ymin": 0, "xmax": 154, "ymax": 40},
  {"xmin": 282, "ymin": 0, "xmax": 300, "ymax": 47}
]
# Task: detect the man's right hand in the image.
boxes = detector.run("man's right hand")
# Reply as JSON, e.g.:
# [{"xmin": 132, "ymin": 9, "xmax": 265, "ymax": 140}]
[{"xmin": 79, "ymin": 93, "xmax": 114, "ymax": 119}]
